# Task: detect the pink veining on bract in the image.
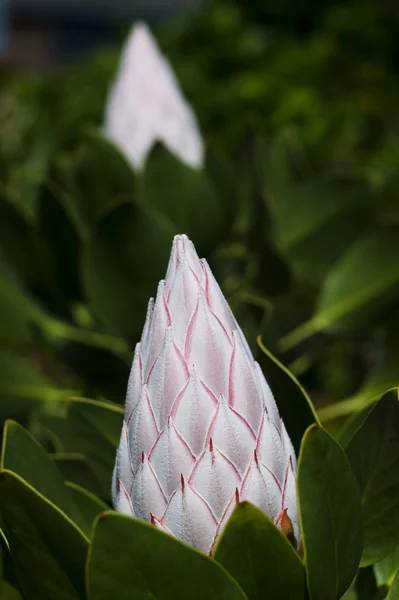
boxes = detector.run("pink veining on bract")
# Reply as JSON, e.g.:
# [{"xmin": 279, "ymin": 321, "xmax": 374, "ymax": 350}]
[{"xmin": 113, "ymin": 234, "xmax": 299, "ymax": 554}]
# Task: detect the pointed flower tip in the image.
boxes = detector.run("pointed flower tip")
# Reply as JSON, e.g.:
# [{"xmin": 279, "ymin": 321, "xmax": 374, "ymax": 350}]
[{"xmin": 174, "ymin": 233, "xmax": 190, "ymax": 243}]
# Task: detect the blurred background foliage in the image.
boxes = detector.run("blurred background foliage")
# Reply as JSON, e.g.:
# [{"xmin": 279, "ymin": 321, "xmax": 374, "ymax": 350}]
[{"xmin": 1, "ymin": 0, "xmax": 399, "ymax": 442}]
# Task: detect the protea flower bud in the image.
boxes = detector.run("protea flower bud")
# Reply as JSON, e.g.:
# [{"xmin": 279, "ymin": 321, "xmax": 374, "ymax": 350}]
[
  {"xmin": 113, "ymin": 235, "xmax": 299, "ymax": 554},
  {"xmin": 104, "ymin": 22, "xmax": 204, "ymax": 171}
]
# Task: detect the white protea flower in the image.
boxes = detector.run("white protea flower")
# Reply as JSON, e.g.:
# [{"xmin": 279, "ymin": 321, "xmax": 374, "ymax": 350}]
[
  {"xmin": 113, "ymin": 234, "xmax": 299, "ymax": 554},
  {"xmin": 104, "ymin": 22, "xmax": 204, "ymax": 171}
]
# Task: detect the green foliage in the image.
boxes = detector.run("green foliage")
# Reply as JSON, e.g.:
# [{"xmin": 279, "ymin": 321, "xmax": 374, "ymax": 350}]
[
  {"xmin": 0, "ymin": 373, "xmax": 397, "ymax": 598},
  {"xmin": 345, "ymin": 392, "xmax": 399, "ymax": 566},
  {"xmin": 298, "ymin": 425, "xmax": 363, "ymax": 600},
  {"xmin": 83, "ymin": 200, "xmax": 174, "ymax": 343},
  {"xmin": 387, "ymin": 569, "xmax": 399, "ymax": 600},
  {"xmin": 0, "ymin": 0, "xmax": 399, "ymax": 598},
  {"xmin": 41, "ymin": 398, "xmax": 123, "ymax": 501},
  {"xmin": 1, "ymin": 420, "xmax": 87, "ymax": 533},
  {"xmin": 0, "ymin": 471, "xmax": 88, "ymax": 600},
  {"xmin": 214, "ymin": 502, "xmax": 305, "ymax": 599},
  {"xmin": 87, "ymin": 512, "xmax": 248, "ymax": 600}
]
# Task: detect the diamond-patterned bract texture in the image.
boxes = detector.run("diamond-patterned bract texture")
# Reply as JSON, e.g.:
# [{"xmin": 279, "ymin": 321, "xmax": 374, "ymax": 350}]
[
  {"xmin": 113, "ymin": 235, "xmax": 299, "ymax": 553},
  {"xmin": 104, "ymin": 22, "xmax": 204, "ymax": 171}
]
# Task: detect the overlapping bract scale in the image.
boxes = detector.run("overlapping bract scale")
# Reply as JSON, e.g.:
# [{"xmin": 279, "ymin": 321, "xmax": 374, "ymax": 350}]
[{"xmin": 113, "ymin": 234, "xmax": 299, "ymax": 553}]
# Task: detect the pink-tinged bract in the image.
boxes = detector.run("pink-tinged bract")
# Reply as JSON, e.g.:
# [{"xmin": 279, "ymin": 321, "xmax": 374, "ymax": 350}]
[
  {"xmin": 104, "ymin": 22, "xmax": 204, "ymax": 171},
  {"xmin": 113, "ymin": 234, "xmax": 299, "ymax": 553}
]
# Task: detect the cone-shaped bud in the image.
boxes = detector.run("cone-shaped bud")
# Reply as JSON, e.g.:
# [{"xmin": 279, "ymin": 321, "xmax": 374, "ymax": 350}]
[
  {"xmin": 113, "ymin": 234, "xmax": 299, "ymax": 553},
  {"xmin": 104, "ymin": 22, "xmax": 204, "ymax": 171}
]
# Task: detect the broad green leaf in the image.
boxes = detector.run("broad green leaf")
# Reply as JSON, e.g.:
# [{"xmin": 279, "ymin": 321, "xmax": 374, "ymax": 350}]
[
  {"xmin": 273, "ymin": 179, "xmax": 367, "ymax": 256},
  {"xmin": 0, "ymin": 581, "xmax": 22, "ymax": 600},
  {"xmin": 388, "ymin": 568, "xmax": 399, "ymax": 600},
  {"xmin": 0, "ymin": 197, "xmax": 32, "ymax": 282},
  {"xmin": 1, "ymin": 421, "xmax": 86, "ymax": 532},
  {"xmin": 57, "ymin": 341, "xmax": 130, "ymax": 403},
  {"xmin": 43, "ymin": 399, "xmax": 123, "ymax": 500},
  {"xmin": 0, "ymin": 350, "xmax": 68, "ymax": 421},
  {"xmin": 65, "ymin": 482, "xmax": 107, "ymax": 533},
  {"xmin": 0, "ymin": 528, "xmax": 18, "ymax": 587},
  {"xmin": 214, "ymin": 502, "xmax": 305, "ymax": 600},
  {"xmin": 52, "ymin": 420, "xmax": 114, "ymax": 499},
  {"xmin": 52, "ymin": 453, "xmax": 105, "ymax": 500},
  {"xmin": 66, "ymin": 399, "xmax": 122, "ymax": 499},
  {"xmin": 5, "ymin": 129, "xmax": 56, "ymax": 219},
  {"xmin": 0, "ymin": 471, "xmax": 88, "ymax": 600},
  {"xmin": 340, "ymin": 587, "xmax": 357, "ymax": 600},
  {"xmin": 0, "ymin": 349, "xmax": 51, "ymax": 396},
  {"xmin": 83, "ymin": 200, "xmax": 174, "ymax": 343},
  {"xmin": 257, "ymin": 337, "xmax": 317, "ymax": 454},
  {"xmin": 0, "ymin": 258, "xmax": 46, "ymax": 345},
  {"xmin": 67, "ymin": 398, "xmax": 123, "ymax": 448},
  {"xmin": 61, "ymin": 129, "xmax": 135, "ymax": 230},
  {"xmin": 35, "ymin": 182, "xmax": 82, "ymax": 311},
  {"xmin": 286, "ymin": 202, "xmax": 370, "ymax": 282},
  {"xmin": 141, "ymin": 145, "xmax": 227, "ymax": 255},
  {"xmin": 374, "ymin": 545, "xmax": 399, "ymax": 587},
  {"xmin": 345, "ymin": 391, "xmax": 399, "ymax": 566},
  {"xmin": 337, "ymin": 337, "xmax": 399, "ymax": 418},
  {"xmin": 298, "ymin": 424, "xmax": 363, "ymax": 600},
  {"xmin": 279, "ymin": 227, "xmax": 399, "ymax": 350},
  {"xmin": 338, "ymin": 403, "xmax": 376, "ymax": 448},
  {"xmin": 261, "ymin": 135, "xmax": 369, "ymax": 273},
  {"xmin": 87, "ymin": 511, "xmax": 248, "ymax": 600}
]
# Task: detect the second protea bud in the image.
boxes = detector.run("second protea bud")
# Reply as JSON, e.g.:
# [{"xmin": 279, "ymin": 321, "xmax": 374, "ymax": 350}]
[{"xmin": 113, "ymin": 234, "xmax": 299, "ymax": 554}]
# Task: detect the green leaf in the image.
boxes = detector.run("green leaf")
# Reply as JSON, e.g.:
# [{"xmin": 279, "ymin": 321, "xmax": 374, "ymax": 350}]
[
  {"xmin": 0, "ymin": 471, "xmax": 88, "ymax": 600},
  {"xmin": 1, "ymin": 421, "xmax": 87, "ymax": 532},
  {"xmin": 35, "ymin": 181, "xmax": 82, "ymax": 311},
  {"xmin": 338, "ymin": 336, "xmax": 399, "ymax": 418},
  {"xmin": 57, "ymin": 341, "xmax": 130, "ymax": 404},
  {"xmin": 345, "ymin": 391, "xmax": 399, "ymax": 566},
  {"xmin": 0, "ymin": 581, "xmax": 23, "ymax": 600},
  {"xmin": 374, "ymin": 545, "xmax": 399, "ymax": 587},
  {"xmin": 0, "ymin": 528, "xmax": 18, "ymax": 588},
  {"xmin": 0, "ymin": 197, "xmax": 32, "ymax": 282},
  {"xmin": 214, "ymin": 502, "xmax": 305, "ymax": 600},
  {"xmin": 60, "ymin": 129, "xmax": 135, "ymax": 231},
  {"xmin": 279, "ymin": 227, "xmax": 399, "ymax": 350},
  {"xmin": 262, "ymin": 135, "xmax": 369, "ymax": 272},
  {"xmin": 257, "ymin": 337, "xmax": 317, "ymax": 454},
  {"xmin": 388, "ymin": 568, "xmax": 399, "ymax": 600},
  {"xmin": 52, "ymin": 453, "xmax": 105, "ymax": 500},
  {"xmin": 87, "ymin": 511, "xmax": 248, "ymax": 600},
  {"xmin": 286, "ymin": 202, "xmax": 370, "ymax": 282},
  {"xmin": 0, "ymin": 258, "xmax": 46, "ymax": 346},
  {"xmin": 65, "ymin": 482, "xmax": 108, "ymax": 533},
  {"xmin": 338, "ymin": 403, "xmax": 376, "ymax": 449},
  {"xmin": 67, "ymin": 397, "xmax": 123, "ymax": 448},
  {"xmin": 298, "ymin": 424, "xmax": 363, "ymax": 600},
  {"xmin": 0, "ymin": 350, "xmax": 70, "ymax": 421},
  {"xmin": 141, "ymin": 145, "xmax": 227, "ymax": 254},
  {"xmin": 43, "ymin": 399, "xmax": 123, "ymax": 500},
  {"xmin": 83, "ymin": 200, "xmax": 174, "ymax": 343}
]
